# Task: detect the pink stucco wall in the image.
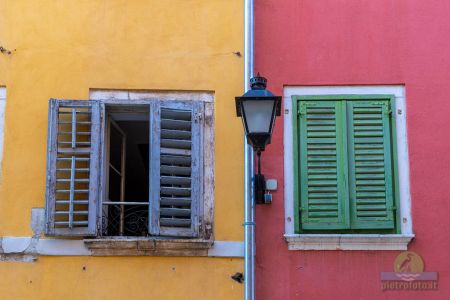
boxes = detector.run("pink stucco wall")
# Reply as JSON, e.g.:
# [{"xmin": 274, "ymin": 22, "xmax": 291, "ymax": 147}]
[{"xmin": 254, "ymin": 1, "xmax": 450, "ymax": 299}]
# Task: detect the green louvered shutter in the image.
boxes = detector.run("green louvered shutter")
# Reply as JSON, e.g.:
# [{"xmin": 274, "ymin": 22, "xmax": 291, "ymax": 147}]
[
  {"xmin": 347, "ymin": 100, "xmax": 395, "ymax": 229},
  {"xmin": 298, "ymin": 101, "xmax": 350, "ymax": 230}
]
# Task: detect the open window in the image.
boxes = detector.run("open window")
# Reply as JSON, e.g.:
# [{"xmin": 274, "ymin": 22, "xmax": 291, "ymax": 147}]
[
  {"xmin": 102, "ymin": 106, "xmax": 150, "ymax": 236},
  {"xmin": 44, "ymin": 99, "xmax": 207, "ymax": 239}
]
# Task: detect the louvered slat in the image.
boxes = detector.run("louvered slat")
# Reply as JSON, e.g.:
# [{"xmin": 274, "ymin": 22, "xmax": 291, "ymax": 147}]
[
  {"xmin": 299, "ymin": 101, "xmax": 349, "ymax": 230},
  {"xmin": 160, "ymin": 197, "xmax": 191, "ymax": 206},
  {"xmin": 161, "ymin": 187, "xmax": 191, "ymax": 196},
  {"xmin": 161, "ymin": 119, "xmax": 191, "ymax": 130},
  {"xmin": 161, "ymin": 129, "xmax": 191, "ymax": 139},
  {"xmin": 160, "ymin": 218, "xmax": 191, "ymax": 227},
  {"xmin": 54, "ymin": 211, "xmax": 89, "ymax": 216},
  {"xmin": 160, "ymin": 165, "xmax": 191, "ymax": 176},
  {"xmin": 56, "ymin": 200, "xmax": 89, "ymax": 205},
  {"xmin": 161, "ymin": 176, "xmax": 191, "ymax": 185},
  {"xmin": 160, "ymin": 139, "xmax": 191, "ymax": 149},
  {"xmin": 54, "ymin": 221, "xmax": 89, "ymax": 226},
  {"xmin": 160, "ymin": 208, "xmax": 191, "ymax": 217},
  {"xmin": 348, "ymin": 101, "xmax": 395, "ymax": 229},
  {"xmin": 161, "ymin": 155, "xmax": 191, "ymax": 166}
]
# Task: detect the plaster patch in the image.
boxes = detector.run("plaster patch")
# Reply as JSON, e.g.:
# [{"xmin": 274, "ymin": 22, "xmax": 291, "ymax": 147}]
[
  {"xmin": 208, "ymin": 241, "xmax": 244, "ymax": 257},
  {"xmin": 36, "ymin": 239, "xmax": 91, "ymax": 256},
  {"xmin": 2, "ymin": 237, "xmax": 31, "ymax": 253},
  {"xmin": 31, "ymin": 208, "xmax": 45, "ymax": 237}
]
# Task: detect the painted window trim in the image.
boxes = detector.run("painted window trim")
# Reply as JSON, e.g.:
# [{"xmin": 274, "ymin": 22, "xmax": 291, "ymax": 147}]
[
  {"xmin": 0, "ymin": 87, "xmax": 5, "ymax": 181},
  {"xmin": 283, "ymin": 86, "xmax": 414, "ymax": 251}
]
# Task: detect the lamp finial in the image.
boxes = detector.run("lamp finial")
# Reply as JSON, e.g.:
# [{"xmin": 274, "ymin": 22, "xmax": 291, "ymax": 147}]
[{"xmin": 250, "ymin": 74, "xmax": 267, "ymax": 90}]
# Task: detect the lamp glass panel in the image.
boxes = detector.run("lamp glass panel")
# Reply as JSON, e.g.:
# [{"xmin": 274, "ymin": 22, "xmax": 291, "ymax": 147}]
[{"xmin": 242, "ymin": 100, "xmax": 274, "ymax": 134}]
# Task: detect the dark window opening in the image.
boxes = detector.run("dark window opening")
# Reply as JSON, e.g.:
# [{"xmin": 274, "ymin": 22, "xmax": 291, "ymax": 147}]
[{"xmin": 103, "ymin": 110, "xmax": 150, "ymax": 236}]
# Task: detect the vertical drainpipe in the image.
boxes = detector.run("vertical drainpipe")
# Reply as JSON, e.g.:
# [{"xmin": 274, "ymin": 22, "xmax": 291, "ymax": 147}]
[{"xmin": 244, "ymin": 0, "xmax": 255, "ymax": 300}]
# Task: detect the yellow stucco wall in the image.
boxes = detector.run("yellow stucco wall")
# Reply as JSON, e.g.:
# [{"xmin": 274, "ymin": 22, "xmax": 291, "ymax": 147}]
[
  {"xmin": 0, "ymin": 1, "xmax": 245, "ymax": 299},
  {"xmin": 0, "ymin": 257, "xmax": 243, "ymax": 299}
]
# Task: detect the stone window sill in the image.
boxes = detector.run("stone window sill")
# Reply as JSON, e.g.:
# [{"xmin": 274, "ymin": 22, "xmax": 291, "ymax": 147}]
[
  {"xmin": 284, "ymin": 234, "xmax": 414, "ymax": 251},
  {"xmin": 84, "ymin": 238, "xmax": 213, "ymax": 256}
]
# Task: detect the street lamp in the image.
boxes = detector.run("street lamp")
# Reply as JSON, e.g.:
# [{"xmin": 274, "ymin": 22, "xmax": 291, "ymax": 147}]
[{"xmin": 235, "ymin": 74, "xmax": 281, "ymax": 204}]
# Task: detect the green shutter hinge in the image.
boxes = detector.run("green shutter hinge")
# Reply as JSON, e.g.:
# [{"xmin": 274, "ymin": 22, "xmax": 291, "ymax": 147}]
[
  {"xmin": 383, "ymin": 104, "xmax": 392, "ymax": 115},
  {"xmin": 389, "ymin": 206, "xmax": 397, "ymax": 211}
]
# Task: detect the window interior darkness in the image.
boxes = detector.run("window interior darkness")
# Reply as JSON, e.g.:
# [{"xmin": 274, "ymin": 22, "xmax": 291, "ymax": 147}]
[{"xmin": 104, "ymin": 110, "xmax": 149, "ymax": 236}]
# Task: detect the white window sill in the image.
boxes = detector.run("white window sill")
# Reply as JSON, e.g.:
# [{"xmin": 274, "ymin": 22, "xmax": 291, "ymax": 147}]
[
  {"xmin": 284, "ymin": 234, "xmax": 414, "ymax": 251},
  {"xmin": 0, "ymin": 237, "xmax": 243, "ymax": 261}
]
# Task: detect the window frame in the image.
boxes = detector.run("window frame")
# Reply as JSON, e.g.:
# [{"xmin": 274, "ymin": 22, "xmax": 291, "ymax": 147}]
[
  {"xmin": 45, "ymin": 90, "xmax": 215, "ymax": 243},
  {"xmin": 293, "ymin": 95, "xmax": 399, "ymax": 233},
  {"xmin": 283, "ymin": 86, "xmax": 414, "ymax": 251}
]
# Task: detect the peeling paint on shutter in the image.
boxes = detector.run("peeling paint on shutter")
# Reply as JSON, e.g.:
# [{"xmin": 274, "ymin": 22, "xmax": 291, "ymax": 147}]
[
  {"xmin": 298, "ymin": 101, "xmax": 350, "ymax": 230},
  {"xmin": 45, "ymin": 99, "xmax": 100, "ymax": 236},
  {"xmin": 347, "ymin": 101, "xmax": 395, "ymax": 229},
  {"xmin": 150, "ymin": 101, "xmax": 202, "ymax": 237}
]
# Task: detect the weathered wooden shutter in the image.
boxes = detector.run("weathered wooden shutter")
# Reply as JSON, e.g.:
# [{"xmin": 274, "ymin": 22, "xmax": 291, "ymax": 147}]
[
  {"xmin": 347, "ymin": 100, "xmax": 395, "ymax": 229},
  {"xmin": 149, "ymin": 101, "xmax": 203, "ymax": 237},
  {"xmin": 298, "ymin": 101, "xmax": 350, "ymax": 230},
  {"xmin": 45, "ymin": 99, "xmax": 100, "ymax": 236}
]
